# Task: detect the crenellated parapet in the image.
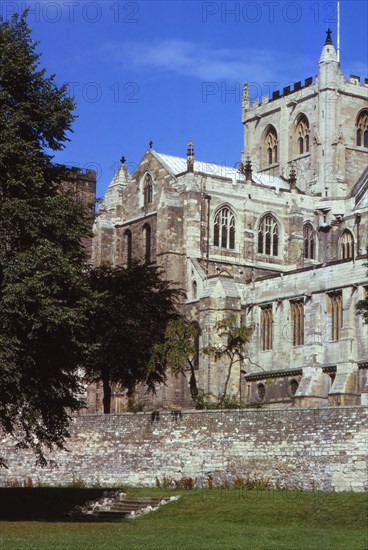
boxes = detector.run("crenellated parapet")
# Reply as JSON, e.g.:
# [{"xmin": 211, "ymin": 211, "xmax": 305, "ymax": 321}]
[
  {"xmin": 242, "ymin": 31, "xmax": 368, "ymax": 198},
  {"xmin": 242, "ymin": 76, "xmax": 316, "ymax": 120}
]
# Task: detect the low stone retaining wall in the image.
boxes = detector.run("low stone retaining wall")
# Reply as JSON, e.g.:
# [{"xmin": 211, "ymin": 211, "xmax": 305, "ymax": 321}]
[{"xmin": 1, "ymin": 407, "xmax": 367, "ymax": 491}]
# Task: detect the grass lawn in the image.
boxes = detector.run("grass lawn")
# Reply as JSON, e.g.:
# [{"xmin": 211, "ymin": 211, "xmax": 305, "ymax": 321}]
[{"xmin": 0, "ymin": 488, "xmax": 367, "ymax": 550}]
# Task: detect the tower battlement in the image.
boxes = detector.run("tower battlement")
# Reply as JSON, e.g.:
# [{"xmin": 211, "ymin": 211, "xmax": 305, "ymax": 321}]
[
  {"xmin": 242, "ymin": 34, "xmax": 368, "ymax": 198},
  {"xmin": 242, "ymin": 77, "xmax": 316, "ymax": 116}
]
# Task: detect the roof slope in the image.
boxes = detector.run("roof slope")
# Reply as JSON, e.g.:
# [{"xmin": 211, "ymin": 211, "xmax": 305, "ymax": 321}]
[
  {"xmin": 153, "ymin": 152, "xmax": 290, "ymax": 191},
  {"xmin": 350, "ymin": 166, "xmax": 368, "ymax": 206}
]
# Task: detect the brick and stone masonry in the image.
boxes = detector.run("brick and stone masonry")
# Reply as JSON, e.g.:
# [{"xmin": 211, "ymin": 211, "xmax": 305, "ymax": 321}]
[
  {"xmin": 91, "ymin": 32, "xmax": 368, "ymax": 411},
  {"xmin": 1, "ymin": 407, "xmax": 367, "ymax": 491}
]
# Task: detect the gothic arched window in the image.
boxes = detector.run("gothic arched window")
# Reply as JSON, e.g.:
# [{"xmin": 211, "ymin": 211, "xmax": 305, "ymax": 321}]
[
  {"xmin": 328, "ymin": 292, "xmax": 343, "ymax": 341},
  {"xmin": 261, "ymin": 306, "xmax": 273, "ymax": 350},
  {"xmin": 143, "ymin": 223, "xmax": 151, "ymax": 263},
  {"xmin": 257, "ymin": 214, "xmax": 279, "ymax": 256},
  {"xmin": 295, "ymin": 114, "xmax": 310, "ymax": 156},
  {"xmin": 268, "ymin": 147, "xmax": 272, "ymax": 165},
  {"xmin": 356, "ymin": 110, "xmax": 368, "ymax": 148},
  {"xmin": 298, "ymin": 136, "xmax": 303, "ymax": 155},
  {"xmin": 357, "ymin": 129, "xmax": 362, "ymax": 146},
  {"xmin": 263, "ymin": 126, "xmax": 278, "ymax": 165},
  {"xmin": 340, "ymin": 230, "xmax": 354, "ymax": 260},
  {"xmin": 290, "ymin": 300, "xmax": 304, "ymax": 346},
  {"xmin": 303, "ymin": 223, "xmax": 316, "ymax": 260},
  {"xmin": 143, "ymin": 173, "xmax": 153, "ymax": 206},
  {"xmin": 213, "ymin": 207, "xmax": 235, "ymax": 250},
  {"xmin": 125, "ymin": 229, "xmax": 132, "ymax": 268}
]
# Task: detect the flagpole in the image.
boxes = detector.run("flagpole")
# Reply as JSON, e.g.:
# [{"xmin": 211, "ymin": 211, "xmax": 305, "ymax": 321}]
[{"xmin": 337, "ymin": 0, "xmax": 340, "ymax": 62}]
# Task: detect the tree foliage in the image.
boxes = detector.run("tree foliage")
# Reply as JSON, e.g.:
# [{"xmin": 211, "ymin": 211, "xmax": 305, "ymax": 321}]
[
  {"xmin": 85, "ymin": 263, "xmax": 183, "ymax": 413},
  {"xmin": 149, "ymin": 317, "xmax": 201, "ymax": 400},
  {"xmin": 356, "ymin": 288, "xmax": 368, "ymax": 324},
  {"xmin": 204, "ymin": 315, "xmax": 253, "ymax": 405},
  {"xmin": 0, "ymin": 12, "xmax": 93, "ymax": 465},
  {"xmin": 356, "ymin": 299, "xmax": 368, "ymax": 324}
]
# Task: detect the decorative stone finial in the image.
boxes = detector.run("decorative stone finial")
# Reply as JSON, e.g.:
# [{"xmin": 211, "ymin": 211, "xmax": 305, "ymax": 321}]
[
  {"xmin": 325, "ymin": 28, "xmax": 333, "ymax": 45},
  {"xmin": 187, "ymin": 139, "xmax": 194, "ymax": 173},
  {"xmin": 289, "ymin": 163, "xmax": 297, "ymax": 190},
  {"xmin": 120, "ymin": 155, "xmax": 126, "ymax": 165},
  {"xmin": 240, "ymin": 155, "xmax": 252, "ymax": 182},
  {"xmin": 242, "ymin": 82, "xmax": 250, "ymax": 111},
  {"xmin": 149, "ymin": 140, "xmax": 153, "ymax": 149},
  {"xmin": 245, "ymin": 156, "xmax": 252, "ymax": 182},
  {"xmin": 187, "ymin": 139, "xmax": 194, "ymax": 157}
]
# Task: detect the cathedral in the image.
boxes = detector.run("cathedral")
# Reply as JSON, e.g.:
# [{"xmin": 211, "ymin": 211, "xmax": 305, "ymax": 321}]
[{"xmin": 92, "ymin": 31, "xmax": 368, "ymax": 410}]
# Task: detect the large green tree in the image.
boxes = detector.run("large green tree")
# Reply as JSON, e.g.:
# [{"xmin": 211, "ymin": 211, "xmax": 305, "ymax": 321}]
[
  {"xmin": 0, "ymin": 12, "xmax": 93, "ymax": 465},
  {"xmin": 85, "ymin": 263, "xmax": 183, "ymax": 414},
  {"xmin": 204, "ymin": 315, "xmax": 253, "ymax": 405},
  {"xmin": 149, "ymin": 317, "xmax": 201, "ymax": 401}
]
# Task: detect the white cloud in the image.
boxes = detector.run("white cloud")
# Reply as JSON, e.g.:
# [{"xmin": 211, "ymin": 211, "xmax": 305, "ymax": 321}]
[{"xmin": 101, "ymin": 39, "xmax": 315, "ymax": 84}]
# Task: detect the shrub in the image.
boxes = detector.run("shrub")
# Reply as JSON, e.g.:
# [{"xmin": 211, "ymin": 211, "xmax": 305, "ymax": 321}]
[
  {"xmin": 174, "ymin": 477, "xmax": 196, "ymax": 490},
  {"xmin": 207, "ymin": 474, "xmax": 214, "ymax": 489},
  {"xmin": 155, "ymin": 476, "xmax": 175, "ymax": 488}
]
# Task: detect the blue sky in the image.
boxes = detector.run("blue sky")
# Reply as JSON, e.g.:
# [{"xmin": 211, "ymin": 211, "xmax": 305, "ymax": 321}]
[{"xmin": 3, "ymin": 0, "xmax": 367, "ymax": 197}]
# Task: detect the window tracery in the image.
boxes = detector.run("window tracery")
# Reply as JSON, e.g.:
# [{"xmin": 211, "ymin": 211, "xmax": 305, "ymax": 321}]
[
  {"xmin": 264, "ymin": 126, "xmax": 278, "ymax": 165},
  {"xmin": 214, "ymin": 207, "xmax": 235, "ymax": 250},
  {"xmin": 261, "ymin": 306, "xmax": 273, "ymax": 350},
  {"xmin": 143, "ymin": 173, "xmax": 153, "ymax": 206},
  {"xmin": 290, "ymin": 301, "xmax": 304, "ymax": 346},
  {"xmin": 295, "ymin": 115, "xmax": 310, "ymax": 155},
  {"xmin": 328, "ymin": 292, "xmax": 343, "ymax": 341},
  {"xmin": 356, "ymin": 110, "xmax": 368, "ymax": 147},
  {"xmin": 257, "ymin": 214, "xmax": 279, "ymax": 256},
  {"xmin": 340, "ymin": 230, "xmax": 354, "ymax": 260}
]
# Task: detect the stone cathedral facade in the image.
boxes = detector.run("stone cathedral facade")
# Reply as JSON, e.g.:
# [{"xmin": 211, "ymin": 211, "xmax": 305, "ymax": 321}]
[{"xmin": 92, "ymin": 33, "xmax": 368, "ymax": 410}]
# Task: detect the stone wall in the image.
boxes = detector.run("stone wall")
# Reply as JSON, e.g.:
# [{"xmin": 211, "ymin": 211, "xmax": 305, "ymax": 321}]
[
  {"xmin": 1, "ymin": 407, "xmax": 366, "ymax": 491},
  {"xmin": 62, "ymin": 167, "xmax": 96, "ymax": 261}
]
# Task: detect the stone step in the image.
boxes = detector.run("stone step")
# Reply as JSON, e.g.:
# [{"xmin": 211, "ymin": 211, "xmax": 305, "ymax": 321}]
[
  {"xmin": 68, "ymin": 494, "xmax": 177, "ymax": 522},
  {"xmin": 110, "ymin": 504, "xmax": 155, "ymax": 512},
  {"xmin": 117, "ymin": 497, "xmax": 170, "ymax": 504},
  {"xmin": 116, "ymin": 499, "xmax": 167, "ymax": 506}
]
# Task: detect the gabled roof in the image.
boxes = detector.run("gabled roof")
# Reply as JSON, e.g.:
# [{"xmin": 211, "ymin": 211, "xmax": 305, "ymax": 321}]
[
  {"xmin": 252, "ymin": 171, "xmax": 290, "ymax": 191},
  {"xmin": 350, "ymin": 166, "xmax": 368, "ymax": 206},
  {"xmin": 202, "ymin": 276, "xmax": 240, "ymax": 299},
  {"xmin": 152, "ymin": 151, "xmax": 290, "ymax": 191},
  {"xmin": 107, "ymin": 163, "xmax": 131, "ymax": 188}
]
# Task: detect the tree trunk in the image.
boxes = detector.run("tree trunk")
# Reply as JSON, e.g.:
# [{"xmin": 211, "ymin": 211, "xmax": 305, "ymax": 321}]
[
  {"xmin": 127, "ymin": 385, "xmax": 136, "ymax": 411},
  {"xmin": 102, "ymin": 368, "xmax": 111, "ymax": 414},
  {"xmin": 220, "ymin": 355, "xmax": 234, "ymax": 405},
  {"xmin": 188, "ymin": 361, "xmax": 198, "ymax": 400}
]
